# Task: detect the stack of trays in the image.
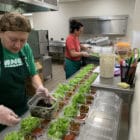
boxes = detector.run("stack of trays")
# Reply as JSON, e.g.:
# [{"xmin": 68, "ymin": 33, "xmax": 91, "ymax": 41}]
[
  {"xmin": 77, "ymin": 90, "xmax": 122, "ymax": 140},
  {"xmin": 78, "ymin": 112, "xmax": 116, "ymax": 140}
]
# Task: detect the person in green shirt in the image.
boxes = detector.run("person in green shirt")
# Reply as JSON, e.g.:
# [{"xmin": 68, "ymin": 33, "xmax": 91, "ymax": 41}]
[{"xmin": 0, "ymin": 12, "xmax": 52, "ymax": 130}]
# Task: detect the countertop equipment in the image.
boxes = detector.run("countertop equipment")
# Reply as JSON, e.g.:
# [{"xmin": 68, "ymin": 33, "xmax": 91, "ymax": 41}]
[
  {"xmin": 49, "ymin": 40, "xmax": 65, "ymax": 62},
  {"xmin": 28, "ymin": 30, "xmax": 52, "ymax": 80},
  {"xmin": 85, "ymin": 37, "xmax": 111, "ymax": 46}
]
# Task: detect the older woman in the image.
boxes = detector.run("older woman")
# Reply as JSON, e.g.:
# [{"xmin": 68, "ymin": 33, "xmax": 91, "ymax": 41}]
[{"xmin": 0, "ymin": 12, "xmax": 51, "ymax": 130}]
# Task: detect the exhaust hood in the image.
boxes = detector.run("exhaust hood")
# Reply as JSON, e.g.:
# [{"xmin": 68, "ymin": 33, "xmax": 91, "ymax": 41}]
[
  {"xmin": 71, "ymin": 15, "xmax": 128, "ymax": 35},
  {"xmin": 0, "ymin": 0, "xmax": 58, "ymax": 13}
]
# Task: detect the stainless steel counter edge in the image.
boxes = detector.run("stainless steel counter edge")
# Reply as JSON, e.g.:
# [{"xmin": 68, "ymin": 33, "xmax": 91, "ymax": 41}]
[{"xmin": 91, "ymin": 75, "xmax": 134, "ymax": 95}]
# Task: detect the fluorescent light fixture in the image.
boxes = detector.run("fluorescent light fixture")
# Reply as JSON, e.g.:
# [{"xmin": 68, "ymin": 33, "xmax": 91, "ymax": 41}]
[
  {"xmin": 22, "ymin": 13, "xmax": 33, "ymax": 16},
  {"xmin": 94, "ymin": 117, "xmax": 103, "ymax": 123},
  {"xmin": 59, "ymin": 0, "xmax": 80, "ymax": 2}
]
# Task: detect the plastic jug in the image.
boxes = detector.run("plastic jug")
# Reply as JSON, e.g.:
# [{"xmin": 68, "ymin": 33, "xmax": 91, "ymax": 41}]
[{"xmin": 100, "ymin": 51, "xmax": 115, "ymax": 78}]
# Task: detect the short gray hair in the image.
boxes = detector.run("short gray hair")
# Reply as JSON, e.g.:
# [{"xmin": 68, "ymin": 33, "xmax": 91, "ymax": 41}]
[{"xmin": 0, "ymin": 12, "xmax": 31, "ymax": 32}]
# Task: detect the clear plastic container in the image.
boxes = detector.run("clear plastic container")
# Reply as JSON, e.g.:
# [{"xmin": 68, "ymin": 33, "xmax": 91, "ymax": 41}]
[
  {"xmin": 93, "ymin": 102, "xmax": 119, "ymax": 118},
  {"xmin": 94, "ymin": 90, "xmax": 121, "ymax": 108},
  {"xmin": 86, "ymin": 111, "xmax": 115, "ymax": 127},
  {"xmin": 100, "ymin": 53, "xmax": 115, "ymax": 78},
  {"xmin": 46, "ymin": 117, "xmax": 70, "ymax": 140},
  {"xmin": 69, "ymin": 119, "xmax": 81, "ymax": 136},
  {"xmin": 78, "ymin": 110, "xmax": 118, "ymax": 140},
  {"xmin": 77, "ymin": 122, "xmax": 114, "ymax": 140},
  {"xmin": 94, "ymin": 96, "xmax": 120, "ymax": 108},
  {"xmin": 28, "ymin": 95, "xmax": 58, "ymax": 120},
  {"xmin": 96, "ymin": 90, "xmax": 118, "ymax": 98},
  {"xmin": 77, "ymin": 131, "xmax": 112, "ymax": 140}
]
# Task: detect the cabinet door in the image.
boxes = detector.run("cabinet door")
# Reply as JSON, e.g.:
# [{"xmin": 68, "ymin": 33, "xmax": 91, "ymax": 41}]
[
  {"xmin": 39, "ymin": 43, "xmax": 48, "ymax": 55},
  {"xmin": 38, "ymin": 30, "xmax": 48, "ymax": 42},
  {"xmin": 75, "ymin": 19, "xmax": 101, "ymax": 35},
  {"xmin": 42, "ymin": 56, "xmax": 52, "ymax": 80},
  {"xmin": 30, "ymin": 43, "xmax": 41, "ymax": 59},
  {"xmin": 100, "ymin": 19, "xmax": 127, "ymax": 35}
]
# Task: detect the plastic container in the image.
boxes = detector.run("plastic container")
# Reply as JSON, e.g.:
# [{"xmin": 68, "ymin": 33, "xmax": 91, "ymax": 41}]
[
  {"xmin": 63, "ymin": 133, "xmax": 77, "ymax": 140},
  {"xmin": 78, "ymin": 117, "xmax": 115, "ymax": 140},
  {"xmin": 47, "ymin": 117, "xmax": 70, "ymax": 140},
  {"xmin": 28, "ymin": 94, "xmax": 58, "ymax": 120},
  {"xmin": 95, "ymin": 90, "xmax": 117, "ymax": 98},
  {"xmin": 95, "ymin": 95, "xmax": 120, "ymax": 107},
  {"xmin": 93, "ymin": 103, "xmax": 118, "ymax": 118},
  {"xmin": 100, "ymin": 52, "xmax": 115, "ymax": 78},
  {"xmin": 86, "ymin": 111, "xmax": 115, "ymax": 125},
  {"xmin": 81, "ymin": 111, "xmax": 117, "ymax": 140},
  {"xmin": 79, "ymin": 104, "xmax": 89, "ymax": 114},
  {"xmin": 78, "ymin": 130, "xmax": 112, "ymax": 140},
  {"xmin": 69, "ymin": 119, "xmax": 81, "ymax": 135},
  {"xmin": 85, "ymin": 94, "xmax": 94, "ymax": 104}
]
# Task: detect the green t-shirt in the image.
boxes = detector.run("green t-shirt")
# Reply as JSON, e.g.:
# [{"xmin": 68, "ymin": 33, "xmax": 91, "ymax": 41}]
[{"xmin": 2, "ymin": 43, "xmax": 37, "ymax": 76}]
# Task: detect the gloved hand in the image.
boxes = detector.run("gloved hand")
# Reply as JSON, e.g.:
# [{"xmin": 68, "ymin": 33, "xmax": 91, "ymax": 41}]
[
  {"xmin": 86, "ymin": 48, "xmax": 92, "ymax": 54},
  {"xmin": 36, "ymin": 85, "xmax": 55, "ymax": 100},
  {"xmin": 82, "ymin": 51, "xmax": 90, "ymax": 57},
  {"xmin": 0, "ymin": 105, "xmax": 20, "ymax": 126}
]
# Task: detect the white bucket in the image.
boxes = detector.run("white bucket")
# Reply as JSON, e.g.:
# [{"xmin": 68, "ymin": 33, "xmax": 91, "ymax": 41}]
[{"xmin": 100, "ymin": 53, "xmax": 115, "ymax": 78}]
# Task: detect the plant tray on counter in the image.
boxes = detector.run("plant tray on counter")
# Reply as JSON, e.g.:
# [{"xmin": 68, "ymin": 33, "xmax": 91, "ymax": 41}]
[{"xmin": 28, "ymin": 94, "xmax": 58, "ymax": 120}]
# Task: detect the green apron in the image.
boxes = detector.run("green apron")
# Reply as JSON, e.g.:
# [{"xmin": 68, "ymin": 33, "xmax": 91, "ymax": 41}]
[
  {"xmin": 0, "ymin": 42, "xmax": 30, "ymax": 130},
  {"xmin": 65, "ymin": 58, "xmax": 81, "ymax": 79}
]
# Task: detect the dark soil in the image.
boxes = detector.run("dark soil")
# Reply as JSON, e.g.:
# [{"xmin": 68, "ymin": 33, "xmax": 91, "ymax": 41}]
[{"xmin": 37, "ymin": 99, "xmax": 52, "ymax": 107}]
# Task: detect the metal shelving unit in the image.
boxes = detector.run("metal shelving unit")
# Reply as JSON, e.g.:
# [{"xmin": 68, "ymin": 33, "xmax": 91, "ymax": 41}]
[{"xmin": 49, "ymin": 41, "xmax": 65, "ymax": 63}]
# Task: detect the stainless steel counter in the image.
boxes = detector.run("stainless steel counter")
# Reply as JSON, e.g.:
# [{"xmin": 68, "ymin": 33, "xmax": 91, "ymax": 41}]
[
  {"xmin": 49, "ymin": 41, "xmax": 65, "ymax": 62},
  {"xmin": 91, "ymin": 75, "xmax": 134, "ymax": 105},
  {"xmin": 91, "ymin": 74, "xmax": 134, "ymax": 140},
  {"xmin": 49, "ymin": 40, "xmax": 65, "ymax": 48},
  {"xmin": 91, "ymin": 75, "xmax": 134, "ymax": 95}
]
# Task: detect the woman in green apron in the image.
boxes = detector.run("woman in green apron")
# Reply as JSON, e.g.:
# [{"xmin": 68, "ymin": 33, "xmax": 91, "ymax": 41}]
[
  {"xmin": 0, "ymin": 13, "xmax": 51, "ymax": 131},
  {"xmin": 64, "ymin": 20, "xmax": 89, "ymax": 79}
]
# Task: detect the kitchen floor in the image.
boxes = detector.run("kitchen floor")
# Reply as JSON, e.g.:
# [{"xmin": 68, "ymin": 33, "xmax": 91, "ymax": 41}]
[
  {"xmin": 44, "ymin": 62, "xmax": 129, "ymax": 140},
  {"xmin": 44, "ymin": 62, "xmax": 66, "ymax": 91}
]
